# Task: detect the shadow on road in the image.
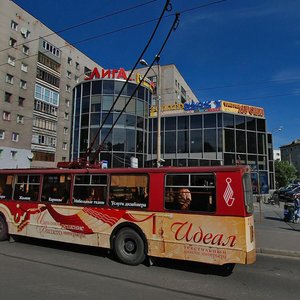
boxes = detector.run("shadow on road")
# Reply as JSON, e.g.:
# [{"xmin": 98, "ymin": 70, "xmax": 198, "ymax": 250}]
[
  {"xmin": 10, "ymin": 236, "xmax": 235, "ymax": 277},
  {"xmin": 151, "ymin": 257, "xmax": 235, "ymax": 277},
  {"xmin": 278, "ymin": 227, "xmax": 300, "ymax": 232},
  {"xmin": 265, "ymin": 216, "xmax": 283, "ymax": 221}
]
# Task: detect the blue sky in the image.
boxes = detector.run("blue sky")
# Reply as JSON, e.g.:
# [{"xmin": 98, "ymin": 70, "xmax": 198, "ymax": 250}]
[{"xmin": 13, "ymin": 0, "xmax": 300, "ymax": 149}]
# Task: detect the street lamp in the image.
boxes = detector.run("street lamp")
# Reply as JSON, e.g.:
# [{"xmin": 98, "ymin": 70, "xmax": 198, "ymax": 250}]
[{"xmin": 139, "ymin": 56, "xmax": 162, "ymax": 167}]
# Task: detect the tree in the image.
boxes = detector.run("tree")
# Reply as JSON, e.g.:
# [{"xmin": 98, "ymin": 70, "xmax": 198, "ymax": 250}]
[{"xmin": 274, "ymin": 160, "xmax": 297, "ymax": 188}]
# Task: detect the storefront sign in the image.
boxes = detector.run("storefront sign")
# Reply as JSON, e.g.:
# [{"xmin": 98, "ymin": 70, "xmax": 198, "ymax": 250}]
[
  {"xmin": 84, "ymin": 68, "xmax": 156, "ymax": 93},
  {"xmin": 150, "ymin": 103, "xmax": 184, "ymax": 116},
  {"xmin": 221, "ymin": 101, "xmax": 264, "ymax": 117},
  {"xmin": 184, "ymin": 100, "xmax": 221, "ymax": 112},
  {"xmin": 136, "ymin": 73, "xmax": 155, "ymax": 92},
  {"xmin": 85, "ymin": 67, "xmax": 132, "ymax": 81}
]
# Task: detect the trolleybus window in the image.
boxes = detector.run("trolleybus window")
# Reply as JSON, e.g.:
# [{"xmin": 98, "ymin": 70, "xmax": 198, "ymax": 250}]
[
  {"xmin": 41, "ymin": 174, "xmax": 71, "ymax": 203},
  {"xmin": 73, "ymin": 174, "xmax": 107, "ymax": 206},
  {"xmin": 109, "ymin": 174, "xmax": 149, "ymax": 209},
  {"xmin": 243, "ymin": 173, "xmax": 254, "ymax": 213},
  {"xmin": 14, "ymin": 175, "xmax": 40, "ymax": 201},
  {"xmin": 164, "ymin": 173, "xmax": 216, "ymax": 212},
  {"xmin": 0, "ymin": 174, "xmax": 14, "ymax": 200}
]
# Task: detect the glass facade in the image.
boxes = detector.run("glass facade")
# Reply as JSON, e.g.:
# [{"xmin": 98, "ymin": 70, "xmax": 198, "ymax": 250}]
[
  {"xmin": 71, "ymin": 78, "xmax": 274, "ymax": 191},
  {"xmin": 148, "ymin": 112, "xmax": 274, "ymax": 190},
  {"xmin": 71, "ymin": 79, "xmax": 151, "ymax": 168}
]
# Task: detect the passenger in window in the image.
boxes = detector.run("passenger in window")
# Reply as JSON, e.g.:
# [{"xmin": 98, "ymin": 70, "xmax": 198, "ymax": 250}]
[
  {"xmin": 87, "ymin": 188, "xmax": 95, "ymax": 201},
  {"xmin": 176, "ymin": 188, "xmax": 192, "ymax": 210},
  {"xmin": 0, "ymin": 186, "xmax": 5, "ymax": 199}
]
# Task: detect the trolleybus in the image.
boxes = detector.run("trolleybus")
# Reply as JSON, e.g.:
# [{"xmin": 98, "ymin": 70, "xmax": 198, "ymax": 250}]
[{"xmin": 0, "ymin": 165, "xmax": 255, "ymax": 270}]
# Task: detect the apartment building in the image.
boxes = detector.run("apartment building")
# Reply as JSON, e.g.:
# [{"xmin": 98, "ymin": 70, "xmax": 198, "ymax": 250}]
[
  {"xmin": 0, "ymin": 0, "xmax": 102, "ymax": 168},
  {"xmin": 280, "ymin": 139, "xmax": 300, "ymax": 174}
]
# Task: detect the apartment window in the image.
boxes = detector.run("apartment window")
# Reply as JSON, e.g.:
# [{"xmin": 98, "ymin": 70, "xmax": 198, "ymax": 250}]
[
  {"xmin": 42, "ymin": 40, "xmax": 60, "ymax": 57},
  {"xmin": 62, "ymin": 142, "xmax": 68, "ymax": 150},
  {"xmin": 66, "ymin": 85, "xmax": 71, "ymax": 93},
  {"xmin": 11, "ymin": 20, "xmax": 18, "ymax": 31},
  {"xmin": 12, "ymin": 132, "xmax": 19, "ymax": 142},
  {"xmin": 9, "ymin": 37, "xmax": 17, "ymax": 47},
  {"xmin": 8, "ymin": 55, "xmax": 15, "ymax": 66},
  {"xmin": 3, "ymin": 111, "xmax": 11, "ymax": 121},
  {"xmin": 67, "ymin": 71, "xmax": 71, "ymax": 79},
  {"xmin": 20, "ymin": 80, "xmax": 27, "ymax": 89},
  {"xmin": 33, "ymin": 117, "xmax": 57, "ymax": 131},
  {"xmin": 21, "ymin": 63, "xmax": 28, "ymax": 72},
  {"xmin": 22, "ymin": 45, "xmax": 29, "ymax": 55},
  {"xmin": 35, "ymin": 84, "xmax": 60, "ymax": 106},
  {"xmin": 75, "ymin": 75, "xmax": 79, "ymax": 83},
  {"xmin": 0, "ymin": 130, "xmax": 5, "ymax": 139},
  {"xmin": 65, "ymin": 99, "xmax": 70, "ymax": 107},
  {"xmin": 6, "ymin": 74, "xmax": 14, "ymax": 84},
  {"xmin": 75, "ymin": 62, "xmax": 80, "ymax": 70},
  {"xmin": 34, "ymin": 135, "xmax": 56, "ymax": 147},
  {"xmin": 36, "ymin": 68, "xmax": 60, "ymax": 87},
  {"xmin": 63, "ymin": 127, "xmax": 68, "ymax": 134},
  {"xmin": 67, "ymin": 57, "xmax": 72, "ymax": 65},
  {"xmin": 5, "ymin": 92, "xmax": 12, "ymax": 103},
  {"xmin": 38, "ymin": 53, "xmax": 60, "ymax": 72},
  {"xmin": 11, "ymin": 150, "xmax": 17, "ymax": 160},
  {"xmin": 34, "ymin": 100, "xmax": 58, "ymax": 117},
  {"xmin": 17, "ymin": 115, "xmax": 24, "ymax": 124},
  {"xmin": 18, "ymin": 97, "xmax": 25, "ymax": 106},
  {"xmin": 64, "ymin": 112, "xmax": 69, "ymax": 120}
]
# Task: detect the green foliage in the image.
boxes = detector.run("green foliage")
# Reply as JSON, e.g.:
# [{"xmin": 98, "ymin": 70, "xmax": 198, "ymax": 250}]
[{"xmin": 275, "ymin": 160, "xmax": 297, "ymax": 188}]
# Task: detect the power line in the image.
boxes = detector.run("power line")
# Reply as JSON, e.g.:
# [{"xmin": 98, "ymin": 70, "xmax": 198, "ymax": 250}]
[
  {"xmin": 0, "ymin": 0, "xmax": 228, "ymax": 68},
  {"xmin": 0, "ymin": 18, "xmax": 158, "ymax": 68},
  {"xmin": 0, "ymin": 0, "xmax": 158, "ymax": 53},
  {"xmin": 180, "ymin": 0, "xmax": 227, "ymax": 14},
  {"xmin": 231, "ymin": 91, "xmax": 300, "ymax": 102},
  {"xmin": 196, "ymin": 76, "xmax": 300, "ymax": 91},
  {"xmin": 88, "ymin": 1, "xmax": 175, "ymax": 164}
]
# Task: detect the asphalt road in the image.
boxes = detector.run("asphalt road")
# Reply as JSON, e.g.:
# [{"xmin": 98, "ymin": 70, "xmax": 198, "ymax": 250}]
[{"xmin": 0, "ymin": 238, "xmax": 299, "ymax": 300}]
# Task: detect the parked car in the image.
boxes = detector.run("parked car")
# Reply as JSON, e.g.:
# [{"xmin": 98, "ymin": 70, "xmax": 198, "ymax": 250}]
[
  {"xmin": 278, "ymin": 184, "xmax": 300, "ymax": 200},
  {"xmin": 285, "ymin": 186, "xmax": 300, "ymax": 202}
]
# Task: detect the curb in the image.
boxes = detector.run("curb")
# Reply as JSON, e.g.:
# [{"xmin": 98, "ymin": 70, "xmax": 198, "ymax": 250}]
[{"xmin": 257, "ymin": 247, "xmax": 300, "ymax": 259}]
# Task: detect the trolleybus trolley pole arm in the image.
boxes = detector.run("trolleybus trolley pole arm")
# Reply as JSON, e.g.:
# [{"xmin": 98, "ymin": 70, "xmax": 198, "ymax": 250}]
[
  {"xmin": 90, "ymin": 13, "xmax": 180, "ymax": 165},
  {"xmin": 78, "ymin": 0, "xmax": 172, "ymax": 168}
]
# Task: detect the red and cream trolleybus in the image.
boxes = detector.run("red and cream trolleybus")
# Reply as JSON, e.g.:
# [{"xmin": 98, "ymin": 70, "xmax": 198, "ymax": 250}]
[{"xmin": 0, "ymin": 165, "xmax": 255, "ymax": 270}]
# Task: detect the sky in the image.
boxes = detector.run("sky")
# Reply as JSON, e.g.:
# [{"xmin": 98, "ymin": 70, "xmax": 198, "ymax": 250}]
[{"xmin": 13, "ymin": 0, "xmax": 300, "ymax": 149}]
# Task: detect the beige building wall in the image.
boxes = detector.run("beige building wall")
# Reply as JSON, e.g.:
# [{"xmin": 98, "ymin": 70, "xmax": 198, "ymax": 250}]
[
  {"xmin": 0, "ymin": 0, "xmax": 102, "ymax": 168},
  {"xmin": 134, "ymin": 64, "xmax": 198, "ymax": 106}
]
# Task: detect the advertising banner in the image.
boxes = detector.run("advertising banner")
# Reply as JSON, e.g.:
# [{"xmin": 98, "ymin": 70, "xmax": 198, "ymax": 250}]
[{"xmin": 221, "ymin": 101, "xmax": 264, "ymax": 117}]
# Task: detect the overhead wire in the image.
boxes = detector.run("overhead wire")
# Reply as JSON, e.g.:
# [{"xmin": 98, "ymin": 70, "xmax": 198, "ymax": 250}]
[
  {"xmin": 0, "ymin": 0, "xmax": 158, "ymax": 53},
  {"xmin": 91, "ymin": 12, "xmax": 180, "ymax": 164},
  {"xmin": 0, "ymin": 0, "xmax": 228, "ymax": 68},
  {"xmin": 5, "ymin": 0, "xmax": 300, "ymax": 93},
  {"xmin": 84, "ymin": 0, "xmax": 173, "ymax": 163}
]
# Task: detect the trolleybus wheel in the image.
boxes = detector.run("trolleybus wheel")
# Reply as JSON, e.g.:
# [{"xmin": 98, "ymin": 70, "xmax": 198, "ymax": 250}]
[
  {"xmin": 222, "ymin": 263, "xmax": 235, "ymax": 276},
  {"xmin": 114, "ymin": 228, "xmax": 146, "ymax": 266},
  {"xmin": 0, "ymin": 215, "xmax": 8, "ymax": 241}
]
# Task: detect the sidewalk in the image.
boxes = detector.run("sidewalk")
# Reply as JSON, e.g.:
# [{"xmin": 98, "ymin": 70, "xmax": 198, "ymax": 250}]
[{"xmin": 254, "ymin": 201, "xmax": 300, "ymax": 258}]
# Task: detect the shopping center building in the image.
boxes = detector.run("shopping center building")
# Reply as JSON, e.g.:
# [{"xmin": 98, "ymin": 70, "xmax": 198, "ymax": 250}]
[{"xmin": 72, "ymin": 67, "xmax": 275, "ymax": 191}]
